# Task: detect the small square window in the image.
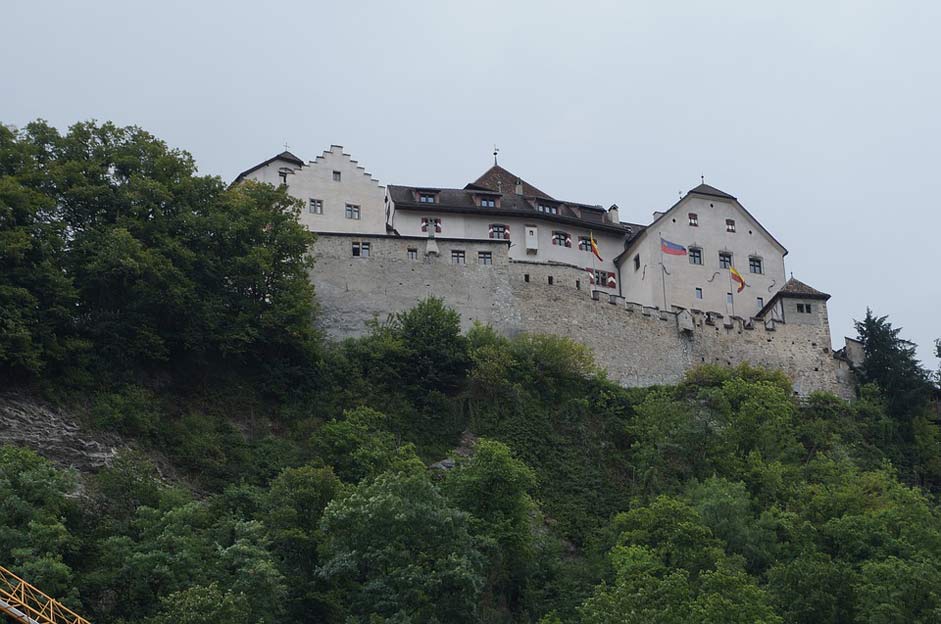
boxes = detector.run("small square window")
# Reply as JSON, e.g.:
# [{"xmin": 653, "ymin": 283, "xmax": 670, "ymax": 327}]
[
  {"xmin": 419, "ymin": 193, "xmax": 436, "ymax": 203},
  {"xmin": 796, "ymin": 303, "xmax": 805, "ymax": 313},
  {"xmin": 688, "ymin": 212, "xmax": 699, "ymax": 226},
  {"xmin": 478, "ymin": 251, "xmax": 492, "ymax": 265},
  {"xmin": 719, "ymin": 252, "xmax": 732, "ymax": 269},
  {"xmin": 309, "ymin": 199, "xmax": 323, "ymax": 214},
  {"xmin": 332, "ymin": 170, "xmax": 341, "ymax": 181},
  {"xmin": 757, "ymin": 296, "xmax": 764, "ymax": 310},
  {"xmin": 695, "ymin": 287, "xmax": 703, "ymax": 299},
  {"xmin": 524, "ymin": 273, "xmax": 530, "ymax": 282},
  {"xmin": 726, "ymin": 219, "xmax": 736, "ymax": 232},
  {"xmin": 576, "ymin": 279, "xmax": 581, "ymax": 290},
  {"xmin": 352, "ymin": 242, "xmax": 364, "ymax": 257},
  {"xmin": 451, "ymin": 250, "xmax": 465, "ymax": 264},
  {"xmin": 579, "ymin": 236, "xmax": 591, "ymax": 251},
  {"xmin": 345, "ymin": 204, "xmax": 361, "ymax": 220},
  {"xmin": 633, "ymin": 254, "xmax": 641, "ymax": 271},
  {"xmin": 407, "ymin": 248, "xmax": 418, "ymax": 260},
  {"xmin": 749, "ymin": 257, "xmax": 763, "ymax": 274},
  {"xmin": 548, "ymin": 275, "xmax": 554, "ymax": 285},
  {"xmin": 480, "ymin": 197, "xmax": 496, "ymax": 208},
  {"xmin": 360, "ymin": 242, "xmax": 370, "ymax": 257},
  {"xmin": 490, "ymin": 224, "xmax": 508, "ymax": 240},
  {"xmin": 689, "ymin": 248, "xmax": 702, "ymax": 265}
]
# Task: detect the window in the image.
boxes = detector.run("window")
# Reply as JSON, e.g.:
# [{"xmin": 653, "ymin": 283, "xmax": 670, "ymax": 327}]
[
  {"xmin": 352, "ymin": 242, "xmax": 369, "ymax": 257},
  {"xmin": 634, "ymin": 254, "xmax": 641, "ymax": 271},
  {"xmin": 727, "ymin": 292, "xmax": 733, "ymax": 304},
  {"xmin": 576, "ymin": 279, "xmax": 581, "ymax": 290},
  {"xmin": 407, "ymin": 248, "xmax": 418, "ymax": 261},
  {"xmin": 578, "ymin": 236, "xmax": 591, "ymax": 251},
  {"xmin": 524, "ymin": 273, "xmax": 530, "ymax": 282},
  {"xmin": 332, "ymin": 170, "xmax": 341, "ymax": 181},
  {"xmin": 451, "ymin": 250, "xmax": 465, "ymax": 264},
  {"xmin": 538, "ymin": 204, "xmax": 558, "ymax": 215},
  {"xmin": 757, "ymin": 297, "xmax": 764, "ymax": 310},
  {"xmin": 478, "ymin": 251, "xmax": 492, "ymax": 265},
  {"xmin": 548, "ymin": 276, "xmax": 554, "ymax": 285},
  {"xmin": 689, "ymin": 247, "xmax": 702, "ymax": 265},
  {"xmin": 695, "ymin": 288, "xmax": 703, "ymax": 299},
  {"xmin": 796, "ymin": 303, "xmax": 813, "ymax": 314},
  {"xmin": 552, "ymin": 231, "xmax": 570, "ymax": 247},
  {"xmin": 688, "ymin": 212, "xmax": 699, "ymax": 226},
  {"xmin": 309, "ymin": 199, "xmax": 323, "ymax": 214},
  {"xmin": 489, "ymin": 224, "xmax": 508, "ymax": 240},
  {"xmin": 749, "ymin": 257, "xmax": 763, "ymax": 274},
  {"xmin": 480, "ymin": 197, "xmax": 496, "ymax": 208},
  {"xmin": 421, "ymin": 217, "xmax": 442, "ymax": 233},
  {"xmin": 419, "ymin": 193, "xmax": 436, "ymax": 203},
  {"xmin": 719, "ymin": 252, "xmax": 732, "ymax": 269},
  {"xmin": 345, "ymin": 204, "xmax": 361, "ymax": 220},
  {"xmin": 726, "ymin": 219, "xmax": 736, "ymax": 232}
]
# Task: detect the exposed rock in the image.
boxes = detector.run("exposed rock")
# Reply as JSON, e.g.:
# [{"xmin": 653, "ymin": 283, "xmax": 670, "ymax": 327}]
[{"xmin": 0, "ymin": 393, "xmax": 121, "ymax": 472}]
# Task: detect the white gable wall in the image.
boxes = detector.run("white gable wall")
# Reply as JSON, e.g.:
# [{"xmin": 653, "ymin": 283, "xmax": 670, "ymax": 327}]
[
  {"xmin": 620, "ymin": 194, "xmax": 786, "ymax": 314},
  {"xmin": 243, "ymin": 146, "xmax": 386, "ymax": 235}
]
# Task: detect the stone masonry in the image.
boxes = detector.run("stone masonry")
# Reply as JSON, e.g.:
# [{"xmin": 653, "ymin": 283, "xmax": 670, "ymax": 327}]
[{"xmin": 311, "ymin": 233, "xmax": 855, "ymax": 399}]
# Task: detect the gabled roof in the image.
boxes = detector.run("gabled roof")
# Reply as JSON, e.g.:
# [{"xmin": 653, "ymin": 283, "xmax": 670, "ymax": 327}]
[
  {"xmin": 234, "ymin": 150, "xmax": 305, "ymax": 182},
  {"xmin": 615, "ymin": 182, "xmax": 787, "ymax": 265},
  {"xmin": 472, "ymin": 165, "xmax": 554, "ymax": 200},
  {"xmin": 687, "ymin": 183, "xmax": 737, "ymax": 200}
]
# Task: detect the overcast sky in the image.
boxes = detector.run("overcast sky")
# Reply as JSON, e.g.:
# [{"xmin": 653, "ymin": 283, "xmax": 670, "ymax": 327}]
[{"xmin": 4, "ymin": 0, "xmax": 939, "ymax": 369}]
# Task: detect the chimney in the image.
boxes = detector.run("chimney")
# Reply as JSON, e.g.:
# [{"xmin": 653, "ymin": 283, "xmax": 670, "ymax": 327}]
[
  {"xmin": 607, "ymin": 203, "xmax": 620, "ymax": 225},
  {"xmin": 515, "ymin": 178, "xmax": 523, "ymax": 195}
]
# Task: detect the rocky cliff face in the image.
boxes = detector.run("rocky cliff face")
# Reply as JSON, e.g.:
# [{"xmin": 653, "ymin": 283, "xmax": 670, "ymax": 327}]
[{"xmin": 0, "ymin": 393, "xmax": 120, "ymax": 472}]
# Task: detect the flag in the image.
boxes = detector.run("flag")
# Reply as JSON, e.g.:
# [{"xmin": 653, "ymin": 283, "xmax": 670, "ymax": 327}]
[
  {"xmin": 590, "ymin": 232, "xmax": 603, "ymax": 262},
  {"xmin": 660, "ymin": 238, "xmax": 687, "ymax": 256},
  {"xmin": 730, "ymin": 266, "xmax": 746, "ymax": 293}
]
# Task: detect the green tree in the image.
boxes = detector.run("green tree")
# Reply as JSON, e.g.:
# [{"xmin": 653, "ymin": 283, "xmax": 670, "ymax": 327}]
[
  {"xmin": 319, "ymin": 471, "xmax": 485, "ymax": 623},
  {"xmin": 442, "ymin": 438, "xmax": 538, "ymax": 613}
]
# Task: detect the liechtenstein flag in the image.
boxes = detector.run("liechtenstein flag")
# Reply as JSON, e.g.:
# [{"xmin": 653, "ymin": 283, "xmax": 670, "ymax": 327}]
[{"xmin": 661, "ymin": 238, "xmax": 687, "ymax": 256}]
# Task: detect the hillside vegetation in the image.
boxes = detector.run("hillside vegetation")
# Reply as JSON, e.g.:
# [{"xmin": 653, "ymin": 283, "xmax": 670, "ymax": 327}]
[{"xmin": 2, "ymin": 120, "xmax": 941, "ymax": 623}]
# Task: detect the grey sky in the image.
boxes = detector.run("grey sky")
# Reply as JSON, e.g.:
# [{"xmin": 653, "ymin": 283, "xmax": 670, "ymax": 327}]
[{"xmin": 4, "ymin": 0, "xmax": 939, "ymax": 369}]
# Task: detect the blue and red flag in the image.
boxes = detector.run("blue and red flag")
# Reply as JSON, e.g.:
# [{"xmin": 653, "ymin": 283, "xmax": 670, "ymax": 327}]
[{"xmin": 660, "ymin": 238, "xmax": 687, "ymax": 256}]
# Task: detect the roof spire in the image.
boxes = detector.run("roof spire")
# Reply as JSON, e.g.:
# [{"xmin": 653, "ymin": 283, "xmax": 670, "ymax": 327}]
[
  {"xmin": 284, "ymin": 141, "xmax": 290, "ymax": 151},
  {"xmin": 701, "ymin": 173, "xmax": 705, "ymax": 184},
  {"xmin": 493, "ymin": 144, "xmax": 499, "ymax": 166}
]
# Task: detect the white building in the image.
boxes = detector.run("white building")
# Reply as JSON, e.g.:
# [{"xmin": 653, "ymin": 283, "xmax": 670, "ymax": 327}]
[
  {"xmin": 235, "ymin": 145, "xmax": 386, "ymax": 235},
  {"xmin": 234, "ymin": 146, "xmax": 823, "ymax": 321}
]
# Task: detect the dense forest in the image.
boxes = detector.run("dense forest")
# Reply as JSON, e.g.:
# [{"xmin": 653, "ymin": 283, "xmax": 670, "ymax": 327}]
[{"xmin": 2, "ymin": 120, "xmax": 941, "ymax": 623}]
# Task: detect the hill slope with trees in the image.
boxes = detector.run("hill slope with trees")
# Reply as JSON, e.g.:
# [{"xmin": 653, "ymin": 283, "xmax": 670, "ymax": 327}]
[{"xmin": 2, "ymin": 120, "xmax": 941, "ymax": 623}]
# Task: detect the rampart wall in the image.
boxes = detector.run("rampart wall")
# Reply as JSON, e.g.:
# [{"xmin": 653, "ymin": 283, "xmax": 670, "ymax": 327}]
[{"xmin": 311, "ymin": 234, "xmax": 855, "ymax": 399}]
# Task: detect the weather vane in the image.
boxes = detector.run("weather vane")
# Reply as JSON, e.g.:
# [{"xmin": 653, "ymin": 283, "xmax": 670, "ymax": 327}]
[{"xmin": 493, "ymin": 145, "xmax": 499, "ymax": 166}]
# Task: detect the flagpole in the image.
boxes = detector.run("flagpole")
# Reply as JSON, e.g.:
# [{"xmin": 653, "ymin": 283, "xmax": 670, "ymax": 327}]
[
  {"xmin": 659, "ymin": 232, "xmax": 667, "ymax": 310},
  {"xmin": 590, "ymin": 231, "xmax": 596, "ymax": 292},
  {"xmin": 728, "ymin": 265, "xmax": 736, "ymax": 317}
]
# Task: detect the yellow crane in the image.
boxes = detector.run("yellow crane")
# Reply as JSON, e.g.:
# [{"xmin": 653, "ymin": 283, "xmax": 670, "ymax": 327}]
[{"xmin": 0, "ymin": 566, "xmax": 89, "ymax": 624}]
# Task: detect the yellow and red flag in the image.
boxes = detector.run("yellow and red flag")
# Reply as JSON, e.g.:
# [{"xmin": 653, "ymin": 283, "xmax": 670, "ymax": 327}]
[
  {"xmin": 590, "ymin": 232, "xmax": 603, "ymax": 262},
  {"xmin": 730, "ymin": 266, "xmax": 746, "ymax": 292}
]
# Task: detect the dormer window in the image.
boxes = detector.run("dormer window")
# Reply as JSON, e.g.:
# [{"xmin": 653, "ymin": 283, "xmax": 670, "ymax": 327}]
[
  {"xmin": 726, "ymin": 219, "xmax": 736, "ymax": 232},
  {"xmin": 538, "ymin": 204, "xmax": 559, "ymax": 215},
  {"xmin": 480, "ymin": 197, "xmax": 496, "ymax": 208},
  {"xmin": 419, "ymin": 193, "xmax": 436, "ymax": 204},
  {"xmin": 688, "ymin": 213, "xmax": 699, "ymax": 226}
]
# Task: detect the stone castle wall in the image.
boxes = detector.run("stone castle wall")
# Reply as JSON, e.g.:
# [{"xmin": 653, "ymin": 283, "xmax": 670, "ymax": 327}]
[{"xmin": 310, "ymin": 234, "xmax": 855, "ymax": 399}]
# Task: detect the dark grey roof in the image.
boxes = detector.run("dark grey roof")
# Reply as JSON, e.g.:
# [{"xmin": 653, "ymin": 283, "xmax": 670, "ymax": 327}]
[
  {"xmin": 688, "ymin": 183, "xmax": 737, "ymax": 200},
  {"xmin": 472, "ymin": 165, "xmax": 554, "ymax": 199},
  {"xmin": 388, "ymin": 185, "xmax": 634, "ymax": 235},
  {"xmin": 776, "ymin": 277, "xmax": 830, "ymax": 299},
  {"xmin": 234, "ymin": 150, "xmax": 305, "ymax": 182}
]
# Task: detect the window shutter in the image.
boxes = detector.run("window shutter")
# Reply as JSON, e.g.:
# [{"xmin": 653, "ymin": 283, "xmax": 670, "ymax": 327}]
[
  {"xmin": 488, "ymin": 224, "xmax": 494, "ymax": 239},
  {"xmin": 504, "ymin": 225, "xmax": 510, "ymax": 240},
  {"xmin": 421, "ymin": 218, "xmax": 428, "ymax": 232}
]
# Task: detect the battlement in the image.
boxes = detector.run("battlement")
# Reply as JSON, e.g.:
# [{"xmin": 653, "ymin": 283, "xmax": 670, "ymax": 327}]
[{"xmin": 309, "ymin": 233, "xmax": 854, "ymax": 399}]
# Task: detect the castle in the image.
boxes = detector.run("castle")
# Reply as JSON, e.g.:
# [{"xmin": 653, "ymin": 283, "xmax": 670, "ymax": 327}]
[{"xmin": 235, "ymin": 146, "xmax": 858, "ymax": 398}]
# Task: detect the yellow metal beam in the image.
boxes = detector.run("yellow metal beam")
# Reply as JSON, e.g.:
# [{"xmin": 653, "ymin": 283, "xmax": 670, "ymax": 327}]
[{"xmin": 0, "ymin": 565, "xmax": 90, "ymax": 624}]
